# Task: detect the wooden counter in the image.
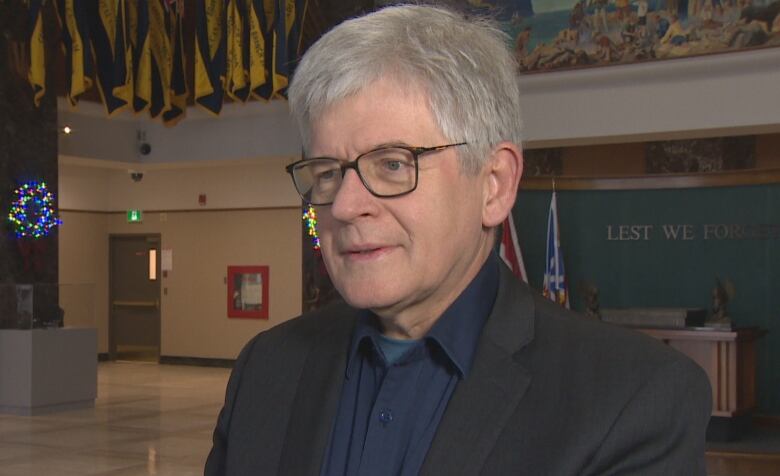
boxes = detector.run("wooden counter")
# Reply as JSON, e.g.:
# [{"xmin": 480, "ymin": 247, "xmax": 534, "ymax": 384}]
[{"xmin": 636, "ymin": 327, "xmax": 765, "ymax": 418}]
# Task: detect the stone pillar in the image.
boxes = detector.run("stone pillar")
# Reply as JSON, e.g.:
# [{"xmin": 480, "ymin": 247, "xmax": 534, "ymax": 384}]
[{"xmin": 0, "ymin": 2, "xmax": 60, "ymax": 328}]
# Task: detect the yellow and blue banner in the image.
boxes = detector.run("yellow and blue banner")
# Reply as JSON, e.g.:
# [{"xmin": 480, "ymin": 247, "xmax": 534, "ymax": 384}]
[
  {"xmin": 54, "ymin": 0, "xmax": 93, "ymax": 106},
  {"xmin": 28, "ymin": 0, "xmax": 46, "ymax": 106},
  {"xmin": 130, "ymin": 0, "xmax": 152, "ymax": 113},
  {"xmin": 162, "ymin": 0, "xmax": 187, "ymax": 125},
  {"xmin": 194, "ymin": 0, "xmax": 226, "ymax": 114},
  {"xmin": 87, "ymin": 0, "xmax": 130, "ymax": 114},
  {"xmin": 248, "ymin": 0, "xmax": 271, "ymax": 100},
  {"xmin": 147, "ymin": 0, "xmax": 172, "ymax": 118},
  {"xmin": 271, "ymin": 0, "xmax": 306, "ymax": 98},
  {"xmin": 225, "ymin": 0, "xmax": 250, "ymax": 102}
]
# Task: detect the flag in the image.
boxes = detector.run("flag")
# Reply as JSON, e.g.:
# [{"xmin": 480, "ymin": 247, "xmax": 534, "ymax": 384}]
[
  {"xmin": 87, "ymin": 0, "xmax": 129, "ymax": 114},
  {"xmin": 147, "ymin": 0, "xmax": 172, "ymax": 118},
  {"xmin": 194, "ymin": 0, "xmax": 226, "ymax": 114},
  {"xmin": 271, "ymin": 0, "xmax": 288, "ymax": 97},
  {"xmin": 225, "ymin": 0, "xmax": 250, "ymax": 102},
  {"xmin": 499, "ymin": 213, "xmax": 528, "ymax": 283},
  {"xmin": 112, "ymin": 0, "xmax": 134, "ymax": 108},
  {"xmin": 54, "ymin": 0, "xmax": 93, "ymax": 106},
  {"xmin": 542, "ymin": 191, "xmax": 569, "ymax": 308},
  {"xmin": 271, "ymin": 0, "xmax": 306, "ymax": 98},
  {"xmin": 248, "ymin": 0, "xmax": 271, "ymax": 100},
  {"xmin": 163, "ymin": 0, "xmax": 187, "ymax": 125},
  {"xmin": 285, "ymin": 0, "xmax": 307, "ymax": 77},
  {"xmin": 249, "ymin": 0, "xmax": 277, "ymax": 101},
  {"xmin": 130, "ymin": 0, "xmax": 152, "ymax": 113},
  {"xmin": 28, "ymin": 0, "xmax": 46, "ymax": 107}
]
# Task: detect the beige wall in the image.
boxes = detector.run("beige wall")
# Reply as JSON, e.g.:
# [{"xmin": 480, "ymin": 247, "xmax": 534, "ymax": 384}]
[
  {"xmin": 60, "ymin": 208, "xmax": 302, "ymax": 359},
  {"xmin": 59, "ymin": 158, "xmax": 303, "ymax": 359},
  {"xmin": 58, "ymin": 212, "xmax": 109, "ymax": 348},
  {"xmin": 59, "ymin": 156, "xmax": 299, "ymax": 211}
]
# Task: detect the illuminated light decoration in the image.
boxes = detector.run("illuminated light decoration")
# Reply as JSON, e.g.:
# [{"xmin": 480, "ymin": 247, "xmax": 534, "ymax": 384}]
[
  {"xmin": 7, "ymin": 181, "xmax": 63, "ymax": 239},
  {"xmin": 303, "ymin": 203, "xmax": 320, "ymax": 251}
]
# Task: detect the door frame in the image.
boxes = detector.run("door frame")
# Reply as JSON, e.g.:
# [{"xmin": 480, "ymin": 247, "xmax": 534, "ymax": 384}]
[{"xmin": 108, "ymin": 233, "xmax": 162, "ymax": 361}]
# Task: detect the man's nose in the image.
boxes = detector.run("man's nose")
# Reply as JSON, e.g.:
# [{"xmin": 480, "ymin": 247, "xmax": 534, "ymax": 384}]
[{"xmin": 329, "ymin": 168, "xmax": 377, "ymax": 221}]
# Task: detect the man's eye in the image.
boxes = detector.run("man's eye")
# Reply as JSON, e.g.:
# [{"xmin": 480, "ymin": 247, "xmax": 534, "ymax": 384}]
[
  {"xmin": 383, "ymin": 160, "xmax": 403, "ymax": 171},
  {"xmin": 314, "ymin": 168, "xmax": 338, "ymax": 181}
]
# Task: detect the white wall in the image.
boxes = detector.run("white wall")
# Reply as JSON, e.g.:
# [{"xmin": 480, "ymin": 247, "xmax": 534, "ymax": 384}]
[
  {"xmin": 58, "ymin": 100, "xmax": 301, "ymax": 164},
  {"xmin": 519, "ymin": 48, "xmax": 780, "ymax": 147}
]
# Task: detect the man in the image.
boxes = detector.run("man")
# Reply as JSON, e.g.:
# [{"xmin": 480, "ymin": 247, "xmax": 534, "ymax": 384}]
[{"xmin": 205, "ymin": 5, "xmax": 711, "ymax": 475}]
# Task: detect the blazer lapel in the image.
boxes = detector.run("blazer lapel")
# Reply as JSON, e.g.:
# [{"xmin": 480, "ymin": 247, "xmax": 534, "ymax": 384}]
[
  {"xmin": 278, "ymin": 306, "xmax": 357, "ymax": 476},
  {"xmin": 421, "ymin": 266, "xmax": 536, "ymax": 476}
]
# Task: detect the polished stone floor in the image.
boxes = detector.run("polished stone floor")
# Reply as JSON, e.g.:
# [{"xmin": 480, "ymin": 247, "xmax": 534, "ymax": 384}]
[
  {"xmin": 0, "ymin": 362, "xmax": 230, "ymax": 476},
  {"xmin": 2, "ymin": 361, "xmax": 779, "ymax": 475}
]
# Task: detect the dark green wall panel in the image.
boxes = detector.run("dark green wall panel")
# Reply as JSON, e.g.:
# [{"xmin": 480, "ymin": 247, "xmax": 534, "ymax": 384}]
[{"xmin": 514, "ymin": 185, "xmax": 780, "ymax": 414}]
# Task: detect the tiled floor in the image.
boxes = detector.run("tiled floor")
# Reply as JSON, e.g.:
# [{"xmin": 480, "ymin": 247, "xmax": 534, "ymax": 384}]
[{"xmin": 0, "ymin": 362, "xmax": 230, "ymax": 476}]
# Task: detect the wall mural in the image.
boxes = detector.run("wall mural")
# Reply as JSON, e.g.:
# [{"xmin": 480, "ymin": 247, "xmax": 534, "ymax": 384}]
[
  {"xmin": 413, "ymin": 0, "xmax": 780, "ymax": 72},
  {"xmin": 646, "ymin": 136, "xmax": 756, "ymax": 173}
]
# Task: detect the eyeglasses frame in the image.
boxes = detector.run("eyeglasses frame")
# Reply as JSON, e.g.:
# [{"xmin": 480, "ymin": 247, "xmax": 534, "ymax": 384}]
[{"xmin": 285, "ymin": 142, "xmax": 467, "ymax": 205}]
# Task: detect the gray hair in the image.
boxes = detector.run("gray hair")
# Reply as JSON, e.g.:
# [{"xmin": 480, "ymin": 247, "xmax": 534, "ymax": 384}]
[{"xmin": 287, "ymin": 4, "xmax": 523, "ymax": 173}]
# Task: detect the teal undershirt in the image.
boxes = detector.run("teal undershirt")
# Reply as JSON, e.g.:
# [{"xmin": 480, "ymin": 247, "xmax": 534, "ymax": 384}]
[{"xmin": 376, "ymin": 333, "xmax": 419, "ymax": 365}]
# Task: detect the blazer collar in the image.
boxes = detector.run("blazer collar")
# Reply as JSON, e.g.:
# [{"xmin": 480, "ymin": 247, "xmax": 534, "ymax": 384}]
[
  {"xmin": 421, "ymin": 263, "xmax": 536, "ymax": 476},
  {"xmin": 278, "ymin": 303, "xmax": 359, "ymax": 476}
]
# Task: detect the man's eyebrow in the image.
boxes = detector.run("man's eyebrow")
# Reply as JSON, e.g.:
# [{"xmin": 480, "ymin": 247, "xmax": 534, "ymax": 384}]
[
  {"xmin": 305, "ymin": 141, "xmax": 413, "ymax": 161},
  {"xmin": 370, "ymin": 141, "xmax": 412, "ymax": 150}
]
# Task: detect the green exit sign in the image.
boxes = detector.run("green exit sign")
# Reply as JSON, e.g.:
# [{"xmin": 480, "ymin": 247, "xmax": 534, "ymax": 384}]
[{"xmin": 127, "ymin": 210, "xmax": 143, "ymax": 223}]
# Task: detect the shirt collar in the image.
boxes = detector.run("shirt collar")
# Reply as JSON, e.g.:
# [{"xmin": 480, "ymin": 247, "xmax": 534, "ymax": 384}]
[{"xmin": 345, "ymin": 252, "xmax": 500, "ymax": 379}]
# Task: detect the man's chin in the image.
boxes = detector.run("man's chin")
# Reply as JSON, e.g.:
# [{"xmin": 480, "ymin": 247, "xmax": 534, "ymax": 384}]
[{"xmin": 337, "ymin": 287, "xmax": 398, "ymax": 313}]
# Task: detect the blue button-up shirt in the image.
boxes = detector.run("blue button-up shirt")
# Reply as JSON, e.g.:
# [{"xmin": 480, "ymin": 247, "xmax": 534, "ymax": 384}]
[{"xmin": 320, "ymin": 253, "xmax": 500, "ymax": 476}]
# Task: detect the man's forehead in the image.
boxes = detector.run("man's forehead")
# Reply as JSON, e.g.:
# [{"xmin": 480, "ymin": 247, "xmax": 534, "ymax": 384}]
[{"xmin": 308, "ymin": 78, "xmax": 442, "ymax": 155}]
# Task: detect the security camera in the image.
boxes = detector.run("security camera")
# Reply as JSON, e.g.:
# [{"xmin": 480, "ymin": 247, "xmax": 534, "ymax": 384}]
[
  {"xmin": 139, "ymin": 143, "xmax": 152, "ymax": 156},
  {"xmin": 130, "ymin": 172, "xmax": 144, "ymax": 182}
]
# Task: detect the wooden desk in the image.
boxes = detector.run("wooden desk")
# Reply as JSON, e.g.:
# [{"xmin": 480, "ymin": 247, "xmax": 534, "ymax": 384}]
[{"xmin": 636, "ymin": 327, "xmax": 765, "ymax": 418}]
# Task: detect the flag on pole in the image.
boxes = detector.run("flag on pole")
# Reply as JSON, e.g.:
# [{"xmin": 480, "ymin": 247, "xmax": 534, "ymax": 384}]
[
  {"xmin": 112, "ymin": 0, "xmax": 134, "ymax": 109},
  {"xmin": 499, "ymin": 213, "xmax": 528, "ymax": 283},
  {"xmin": 131, "ymin": 0, "xmax": 152, "ymax": 113},
  {"xmin": 542, "ymin": 191, "xmax": 569, "ymax": 308},
  {"xmin": 163, "ymin": 0, "xmax": 187, "ymax": 125},
  {"xmin": 248, "ymin": 0, "xmax": 271, "ymax": 100},
  {"xmin": 194, "ymin": 0, "xmax": 226, "ymax": 114},
  {"xmin": 55, "ymin": 0, "xmax": 94, "ymax": 106},
  {"xmin": 87, "ymin": 0, "xmax": 129, "ymax": 115},
  {"xmin": 28, "ymin": 0, "xmax": 46, "ymax": 107}
]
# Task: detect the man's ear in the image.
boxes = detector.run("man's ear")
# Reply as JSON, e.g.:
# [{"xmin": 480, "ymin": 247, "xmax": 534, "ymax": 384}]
[{"xmin": 482, "ymin": 141, "xmax": 523, "ymax": 228}]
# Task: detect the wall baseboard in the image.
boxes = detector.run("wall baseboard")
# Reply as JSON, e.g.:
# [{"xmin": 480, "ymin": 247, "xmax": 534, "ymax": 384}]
[
  {"xmin": 754, "ymin": 414, "xmax": 780, "ymax": 427},
  {"xmin": 159, "ymin": 355, "xmax": 235, "ymax": 368}
]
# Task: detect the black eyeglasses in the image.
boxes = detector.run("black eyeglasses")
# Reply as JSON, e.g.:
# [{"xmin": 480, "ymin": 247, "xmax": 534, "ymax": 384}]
[{"xmin": 285, "ymin": 142, "xmax": 467, "ymax": 205}]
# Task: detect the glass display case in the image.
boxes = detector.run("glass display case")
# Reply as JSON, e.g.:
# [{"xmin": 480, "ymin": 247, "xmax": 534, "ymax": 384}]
[{"xmin": 0, "ymin": 283, "xmax": 95, "ymax": 330}]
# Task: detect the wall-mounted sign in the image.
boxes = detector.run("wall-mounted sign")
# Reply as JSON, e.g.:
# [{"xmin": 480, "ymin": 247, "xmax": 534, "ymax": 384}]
[
  {"xmin": 127, "ymin": 210, "xmax": 143, "ymax": 223},
  {"xmin": 605, "ymin": 223, "xmax": 780, "ymax": 242}
]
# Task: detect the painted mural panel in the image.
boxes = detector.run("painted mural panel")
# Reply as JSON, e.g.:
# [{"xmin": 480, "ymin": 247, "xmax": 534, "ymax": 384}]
[{"xmin": 402, "ymin": 0, "xmax": 780, "ymax": 72}]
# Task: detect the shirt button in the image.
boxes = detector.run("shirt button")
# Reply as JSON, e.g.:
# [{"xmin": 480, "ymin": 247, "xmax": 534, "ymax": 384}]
[{"xmin": 378, "ymin": 409, "xmax": 394, "ymax": 424}]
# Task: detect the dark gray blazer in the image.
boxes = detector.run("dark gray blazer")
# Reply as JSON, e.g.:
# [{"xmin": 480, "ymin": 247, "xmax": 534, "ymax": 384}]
[{"xmin": 205, "ymin": 265, "xmax": 712, "ymax": 475}]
